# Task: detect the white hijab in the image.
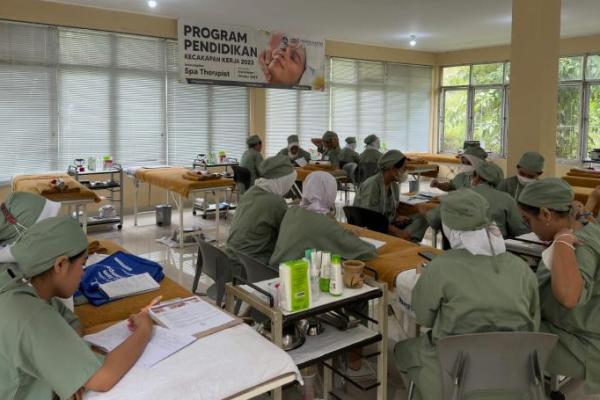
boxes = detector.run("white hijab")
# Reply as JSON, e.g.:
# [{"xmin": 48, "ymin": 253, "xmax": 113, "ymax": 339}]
[
  {"xmin": 442, "ymin": 223, "xmax": 506, "ymax": 256},
  {"xmin": 254, "ymin": 171, "xmax": 297, "ymax": 197},
  {"xmin": 367, "ymin": 139, "xmax": 381, "ymax": 151},
  {"xmin": 300, "ymin": 171, "xmax": 337, "ymax": 214},
  {"xmin": 345, "ymin": 143, "xmax": 357, "ymax": 151}
]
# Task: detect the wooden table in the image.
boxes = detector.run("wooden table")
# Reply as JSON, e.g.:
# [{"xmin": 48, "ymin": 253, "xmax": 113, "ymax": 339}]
[{"xmin": 405, "ymin": 152, "xmax": 461, "ymax": 165}]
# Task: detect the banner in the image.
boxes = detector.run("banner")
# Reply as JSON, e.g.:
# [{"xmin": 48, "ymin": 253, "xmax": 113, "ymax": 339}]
[{"xmin": 178, "ymin": 21, "xmax": 325, "ymax": 91}]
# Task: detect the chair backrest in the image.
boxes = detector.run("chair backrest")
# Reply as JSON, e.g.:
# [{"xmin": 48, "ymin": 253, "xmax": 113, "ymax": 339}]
[
  {"xmin": 342, "ymin": 162, "xmax": 358, "ymax": 185},
  {"xmin": 232, "ymin": 165, "xmax": 251, "ymax": 192},
  {"xmin": 437, "ymin": 332, "xmax": 558, "ymax": 400},
  {"xmin": 343, "ymin": 206, "xmax": 389, "ymax": 234},
  {"xmin": 197, "ymin": 241, "xmax": 234, "ymax": 305},
  {"xmin": 357, "ymin": 162, "xmax": 379, "ymax": 184},
  {"xmin": 234, "ymin": 251, "xmax": 278, "ymax": 283}
]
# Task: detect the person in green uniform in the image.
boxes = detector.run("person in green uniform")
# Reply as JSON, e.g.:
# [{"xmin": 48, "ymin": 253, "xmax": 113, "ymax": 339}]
[
  {"xmin": 278, "ymin": 134, "xmax": 311, "ymax": 165},
  {"xmin": 312, "ymin": 130, "xmax": 341, "ymax": 168},
  {"xmin": 338, "ymin": 137, "xmax": 360, "ymax": 166},
  {"xmin": 359, "ymin": 134, "xmax": 383, "ymax": 164},
  {"xmin": 431, "ymin": 145, "xmax": 487, "ymax": 192},
  {"xmin": 0, "ymin": 216, "xmax": 153, "ymax": 399},
  {"xmin": 270, "ymin": 171, "xmax": 377, "ymax": 265},
  {"xmin": 353, "ymin": 150, "xmax": 429, "ymax": 242},
  {"xmin": 394, "ymin": 190, "xmax": 540, "ymax": 400},
  {"xmin": 240, "ymin": 134, "xmax": 264, "ymax": 188},
  {"xmin": 425, "ymin": 161, "xmax": 530, "ymax": 238},
  {"xmin": 518, "ymin": 178, "xmax": 600, "ymax": 393},
  {"xmin": 498, "ymin": 151, "xmax": 545, "ymax": 199},
  {"xmin": 226, "ymin": 155, "xmax": 296, "ymax": 269}
]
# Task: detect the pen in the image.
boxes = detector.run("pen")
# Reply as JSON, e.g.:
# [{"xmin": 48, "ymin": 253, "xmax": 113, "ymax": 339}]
[{"xmin": 143, "ymin": 295, "xmax": 163, "ymax": 311}]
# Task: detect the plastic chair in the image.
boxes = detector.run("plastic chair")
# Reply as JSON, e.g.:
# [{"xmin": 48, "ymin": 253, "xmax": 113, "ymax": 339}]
[
  {"xmin": 435, "ymin": 332, "xmax": 558, "ymax": 400},
  {"xmin": 234, "ymin": 250, "xmax": 279, "ymax": 284},
  {"xmin": 193, "ymin": 241, "xmax": 235, "ymax": 307},
  {"xmin": 357, "ymin": 162, "xmax": 378, "ymax": 185},
  {"xmin": 343, "ymin": 206, "xmax": 389, "ymax": 234}
]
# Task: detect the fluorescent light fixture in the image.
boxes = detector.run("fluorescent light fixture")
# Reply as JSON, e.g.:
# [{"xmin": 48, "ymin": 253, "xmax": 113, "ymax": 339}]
[
  {"xmin": 409, "ymin": 35, "xmax": 417, "ymax": 47},
  {"xmin": 148, "ymin": 0, "xmax": 157, "ymax": 8}
]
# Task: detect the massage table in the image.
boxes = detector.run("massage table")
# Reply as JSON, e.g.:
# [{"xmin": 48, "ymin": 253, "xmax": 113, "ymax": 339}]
[
  {"xmin": 129, "ymin": 166, "xmax": 235, "ymax": 248},
  {"xmin": 405, "ymin": 152, "xmax": 461, "ymax": 165},
  {"xmin": 77, "ymin": 240, "xmax": 300, "ymax": 400},
  {"xmin": 12, "ymin": 173, "xmax": 102, "ymax": 233}
]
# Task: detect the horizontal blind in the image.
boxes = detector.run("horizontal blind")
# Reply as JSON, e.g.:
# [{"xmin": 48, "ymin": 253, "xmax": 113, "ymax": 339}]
[
  {"xmin": 0, "ymin": 22, "xmax": 57, "ymax": 181},
  {"xmin": 265, "ymin": 90, "xmax": 298, "ymax": 156}
]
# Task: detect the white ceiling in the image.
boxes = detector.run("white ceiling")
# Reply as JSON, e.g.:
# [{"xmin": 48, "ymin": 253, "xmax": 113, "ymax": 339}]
[{"xmin": 46, "ymin": 0, "xmax": 600, "ymax": 52}]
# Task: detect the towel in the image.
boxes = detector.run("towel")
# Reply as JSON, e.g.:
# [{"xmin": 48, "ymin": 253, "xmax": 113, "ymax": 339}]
[
  {"xmin": 36, "ymin": 180, "xmax": 81, "ymax": 195},
  {"xmin": 182, "ymin": 171, "xmax": 221, "ymax": 182}
]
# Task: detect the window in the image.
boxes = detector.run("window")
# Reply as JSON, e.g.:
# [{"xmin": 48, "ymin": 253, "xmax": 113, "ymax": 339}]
[
  {"xmin": 0, "ymin": 21, "xmax": 248, "ymax": 181},
  {"xmin": 439, "ymin": 62, "xmax": 509, "ymax": 155},
  {"xmin": 266, "ymin": 58, "xmax": 432, "ymax": 155}
]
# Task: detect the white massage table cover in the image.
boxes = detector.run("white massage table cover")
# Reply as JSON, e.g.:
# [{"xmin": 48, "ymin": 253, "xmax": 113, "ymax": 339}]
[{"xmin": 85, "ymin": 324, "xmax": 301, "ymax": 400}]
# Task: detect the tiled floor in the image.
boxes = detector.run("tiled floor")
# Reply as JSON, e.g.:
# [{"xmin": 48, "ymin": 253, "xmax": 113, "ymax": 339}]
[{"xmin": 88, "ymin": 194, "xmax": 599, "ymax": 399}]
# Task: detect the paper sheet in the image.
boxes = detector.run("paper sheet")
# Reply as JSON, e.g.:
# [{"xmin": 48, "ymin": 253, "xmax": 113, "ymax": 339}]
[
  {"xmin": 84, "ymin": 321, "xmax": 197, "ymax": 368},
  {"xmin": 99, "ymin": 272, "xmax": 160, "ymax": 300},
  {"xmin": 295, "ymin": 158, "xmax": 307, "ymax": 167},
  {"xmin": 398, "ymin": 195, "xmax": 429, "ymax": 205},
  {"xmin": 150, "ymin": 296, "xmax": 236, "ymax": 337},
  {"xmin": 360, "ymin": 236, "xmax": 386, "ymax": 249}
]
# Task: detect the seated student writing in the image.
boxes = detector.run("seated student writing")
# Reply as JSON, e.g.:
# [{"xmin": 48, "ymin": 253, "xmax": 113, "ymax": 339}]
[
  {"xmin": 394, "ymin": 190, "xmax": 539, "ymax": 400},
  {"xmin": 518, "ymin": 178, "xmax": 600, "ymax": 393},
  {"xmin": 430, "ymin": 144, "xmax": 487, "ymax": 192},
  {"xmin": 0, "ymin": 216, "xmax": 153, "ymax": 399}
]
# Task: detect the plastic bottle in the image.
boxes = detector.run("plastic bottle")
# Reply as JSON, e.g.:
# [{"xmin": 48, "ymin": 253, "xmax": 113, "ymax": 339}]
[
  {"xmin": 306, "ymin": 249, "xmax": 320, "ymax": 302},
  {"xmin": 329, "ymin": 255, "xmax": 343, "ymax": 296},
  {"xmin": 319, "ymin": 252, "xmax": 331, "ymax": 293}
]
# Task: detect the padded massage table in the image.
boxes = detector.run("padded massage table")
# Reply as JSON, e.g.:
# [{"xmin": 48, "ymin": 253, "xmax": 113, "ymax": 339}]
[
  {"xmin": 77, "ymin": 240, "xmax": 300, "ymax": 400},
  {"xmin": 12, "ymin": 173, "xmax": 101, "ymax": 233}
]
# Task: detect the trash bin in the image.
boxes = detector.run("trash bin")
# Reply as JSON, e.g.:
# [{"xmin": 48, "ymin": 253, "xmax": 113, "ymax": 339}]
[{"xmin": 155, "ymin": 204, "xmax": 172, "ymax": 226}]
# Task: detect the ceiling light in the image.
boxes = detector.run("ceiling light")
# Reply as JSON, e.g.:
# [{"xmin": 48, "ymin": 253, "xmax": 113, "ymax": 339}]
[
  {"xmin": 409, "ymin": 35, "xmax": 417, "ymax": 47},
  {"xmin": 148, "ymin": 0, "xmax": 157, "ymax": 8}
]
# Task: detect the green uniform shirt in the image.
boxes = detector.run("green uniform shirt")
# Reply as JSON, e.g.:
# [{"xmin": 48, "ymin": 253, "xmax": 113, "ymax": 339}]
[
  {"xmin": 240, "ymin": 148, "xmax": 264, "ymax": 187},
  {"xmin": 358, "ymin": 148, "xmax": 383, "ymax": 164},
  {"xmin": 426, "ymin": 185, "xmax": 530, "ymax": 238},
  {"xmin": 448, "ymin": 172, "xmax": 472, "ymax": 191},
  {"xmin": 497, "ymin": 176, "xmax": 524, "ymax": 199},
  {"xmin": 395, "ymin": 250, "xmax": 539, "ymax": 399},
  {"xmin": 317, "ymin": 145, "xmax": 341, "ymax": 169},
  {"xmin": 0, "ymin": 275, "xmax": 101, "ymax": 400},
  {"xmin": 537, "ymin": 222, "xmax": 600, "ymax": 391},
  {"xmin": 277, "ymin": 147, "xmax": 311, "ymax": 164},
  {"xmin": 353, "ymin": 172, "xmax": 398, "ymax": 223},
  {"xmin": 269, "ymin": 207, "xmax": 377, "ymax": 265},
  {"xmin": 225, "ymin": 186, "xmax": 288, "ymax": 266},
  {"xmin": 338, "ymin": 147, "xmax": 360, "ymax": 165}
]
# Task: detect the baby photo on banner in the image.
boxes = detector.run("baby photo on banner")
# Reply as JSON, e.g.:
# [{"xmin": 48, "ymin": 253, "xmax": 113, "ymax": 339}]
[{"xmin": 178, "ymin": 21, "xmax": 326, "ymax": 91}]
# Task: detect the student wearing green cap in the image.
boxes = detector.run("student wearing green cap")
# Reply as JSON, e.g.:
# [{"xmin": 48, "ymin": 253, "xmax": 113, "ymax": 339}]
[
  {"xmin": 0, "ymin": 216, "xmax": 153, "ymax": 399},
  {"xmin": 240, "ymin": 134, "xmax": 264, "ymax": 188},
  {"xmin": 359, "ymin": 134, "xmax": 383, "ymax": 165},
  {"xmin": 278, "ymin": 134, "xmax": 311, "ymax": 165},
  {"xmin": 424, "ymin": 162, "xmax": 529, "ymax": 238},
  {"xmin": 312, "ymin": 130, "xmax": 341, "ymax": 168},
  {"xmin": 226, "ymin": 155, "xmax": 297, "ymax": 269},
  {"xmin": 518, "ymin": 178, "xmax": 600, "ymax": 392},
  {"xmin": 270, "ymin": 171, "xmax": 377, "ymax": 265},
  {"xmin": 353, "ymin": 150, "xmax": 428, "ymax": 242},
  {"xmin": 338, "ymin": 137, "xmax": 360, "ymax": 165},
  {"xmin": 395, "ymin": 190, "xmax": 540, "ymax": 400},
  {"xmin": 431, "ymin": 145, "xmax": 488, "ymax": 192},
  {"xmin": 498, "ymin": 151, "xmax": 545, "ymax": 199}
]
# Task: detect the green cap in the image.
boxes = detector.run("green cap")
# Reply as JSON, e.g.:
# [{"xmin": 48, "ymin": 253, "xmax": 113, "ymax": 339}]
[
  {"xmin": 463, "ymin": 145, "xmax": 488, "ymax": 160},
  {"xmin": 475, "ymin": 162, "xmax": 504, "ymax": 187},
  {"xmin": 322, "ymin": 131, "xmax": 338, "ymax": 142},
  {"xmin": 345, "ymin": 137, "xmax": 356, "ymax": 144},
  {"xmin": 364, "ymin": 134, "xmax": 378, "ymax": 145},
  {"xmin": 287, "ymin": 135, "xmax": 299, "ymax": 145},
  {"xmin": 259, "ymin": 155, "xmax": 295, "ymax": 179},
  {"xmin": 518, "ymin": 178, "xmax": 574, "ymax": 212},
  {"xmin": 378, "ymin": 150, "xmax": 406, "ymax": 170},
  {"xmin": 1, "ymin": 192, "xmax": 50, "ymax": 244},
  {"xmin": 11, "ymin": 216, "xmax": 88, "ymax": 278},
  {"xmin": 247, "ymin": 135, "xmax": 262, "ymax": 147},
  {"xmin": 441, "ymin": 189, "xmax": 491, "ymax": 231},
  {"xmin": 518, "ymin": 152, "xmax": 545, "ymax": 174}
]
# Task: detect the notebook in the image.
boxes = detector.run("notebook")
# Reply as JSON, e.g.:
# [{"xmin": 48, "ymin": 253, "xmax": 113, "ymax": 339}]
[
  {"xmin": 98, "ymin": 272, "xmax": 160, "ymax": 300},
  {"xmin": 360, "ymin": 237, "xmax": 386, "ymax": 249},
  {"xmin": 149, "ymin": 296, "xmax": 241, "ymax": 338},
  {"xmin": 84, "ymin": 320, "xmax": 196, "ymax": 368}
]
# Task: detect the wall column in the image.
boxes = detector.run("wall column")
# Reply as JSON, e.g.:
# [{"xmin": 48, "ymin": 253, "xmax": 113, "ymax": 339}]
[{"xmin": 506, "ymin": 0, "xmax": 561, "ymax": 176}]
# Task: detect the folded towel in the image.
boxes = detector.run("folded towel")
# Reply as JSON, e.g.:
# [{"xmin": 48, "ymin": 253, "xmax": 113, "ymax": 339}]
[
  {"xmin": 182, "ymin": 171, "xmax": 221, "ymax": 181},
  {"xmin": 36, "ymin": 180, "xmax": 81, "ymax": 195}
]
